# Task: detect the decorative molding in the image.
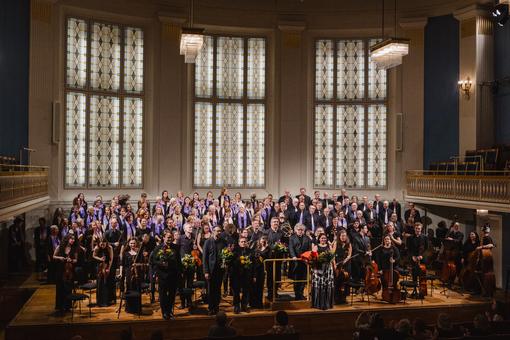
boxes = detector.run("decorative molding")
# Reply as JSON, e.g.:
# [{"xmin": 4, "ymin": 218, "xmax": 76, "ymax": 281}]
[
  {"xmin": 277, "ymin": 21, "xmax": 306, "ymax": 32},
  {"xmin": 0, "ymin": 196, "xmax": 50, "ymax": 223},
  {"xmin": 454, "ymin": 4, "xmax": 492, "ymax": 22},
  {"xmin": 399, "ymin": 17, "xmax": 428, "ymax": 30},
  {"xmin": 157, "ymin": 13, "xmax": 187, "ymax": 26},
  {"xmin": 405, "ymin": 195, "xmax": 510, "ymax": 213}
]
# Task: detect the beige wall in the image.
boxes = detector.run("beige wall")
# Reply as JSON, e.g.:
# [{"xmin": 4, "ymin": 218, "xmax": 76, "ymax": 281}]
[{"xmin": 30, "ymin": 0, "xmax": 481, "ymax": 204}]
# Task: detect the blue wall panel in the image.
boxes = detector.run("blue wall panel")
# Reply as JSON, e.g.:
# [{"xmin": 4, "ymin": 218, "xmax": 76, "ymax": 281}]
[
  {"xmin": 494, "ymin": 22, "xmax": 510, "ymax": 145},
  {"xmin": 424, "ymin": 15, "xmax": 459, "ymax": 169}
]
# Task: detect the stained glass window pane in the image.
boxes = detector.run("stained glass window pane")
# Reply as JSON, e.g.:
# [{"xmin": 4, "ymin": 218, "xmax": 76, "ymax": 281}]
[
  {"xmin": 89, "ymin": 95, "xmax": 120, "ymax": 187},
  {"xmin": 216, "ymin": 37, "xmax": 244, "ymax": 99},
  {"xmin": 216, "ymin": 103, "xmax": 244, "ymax": 186},
  {"xmin": 247, "ymin": 38, "xmax": 266, "ymax": 100},
  {"xmin": 337, "ymin": 40, "xmax": 365, "ymax": 100},
  {"xmin": 368, "ymin": 39, "xmax": 387, "ymax": 100},
  {"xmin": 336, "ymin": 105, "xmax": 365, "ymax": 187},
  {"xmin": 66, "ymin": 18, "xmax": 88, "ymax": 88},
  {"xmin": 65, "ymin": 92, "xmax": 86, "ymax": 187},
  {"xmin": 195, "ymin": 36, "xmax": 214, "ymax": 98},
  {"xmin": 123, "ymin": 98, "xmax": 143, "ymax": 187},
  {"xmin": 246, "ymin": 104, "xmax": 265, "ymax": 187},
  {"xmin": 315, "ymin": 40, "xmax": 334, "ymax": 100},
  {"xmin": 90, "ymin": 22, "xmax": 121, "ymax": 91},
  {"xmin": 314, "ymin": 105, "xmax": 334, "ymax": 187},
  {"xmin": 194, "ymin": 102, "xmax": 213, "ymax": 187},
  {"xmin": 367, "ymin": 104, "xmax": 387, "ymax": 187},
  {"xmin": 124, "ymin": 27, "xmax": 144, "ymax": 93}
]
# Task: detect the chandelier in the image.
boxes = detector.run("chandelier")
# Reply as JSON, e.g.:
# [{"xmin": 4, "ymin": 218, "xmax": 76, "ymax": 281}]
[
  {"xmin": 179, "ymin": 0, "xmax": 204, "ymax": 63},
  {"xmin": 370, "ymin": 0, "xmax": 409, "ymax": 70}
]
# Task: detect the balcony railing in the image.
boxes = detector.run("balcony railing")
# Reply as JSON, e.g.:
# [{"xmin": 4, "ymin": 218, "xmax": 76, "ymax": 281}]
[
  {"xmin": 406, "ymin": 170, "xmax": 510, "ymax": 205},
  {"xmin": 0, "ymin": 164, "xmax": 49, "ymax": 209}
]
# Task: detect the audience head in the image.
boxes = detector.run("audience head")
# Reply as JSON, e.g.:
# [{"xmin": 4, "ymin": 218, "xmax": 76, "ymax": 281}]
[
  {"xmin": 215, "ymin": 311, "xmax": 228, "ymax": 327},
  {"xmin": 275, "ymin": 310, "xmax": 289, "ymax": 326},
  {"xmin": 437, "ymin": 313, "xmax": 452, "ymax": 331},
  {"xmin": 395, "ymin": 318, "xmax": 412, "ymax": 336}
]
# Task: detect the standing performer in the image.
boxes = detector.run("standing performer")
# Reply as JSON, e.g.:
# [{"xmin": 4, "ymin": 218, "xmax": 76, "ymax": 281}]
[
  {"xmin": 333, "ymin": 230, "xmax": 351, "ymax": 304},
  {"xmin": 203, "ymin": 226, "xmax": 227, "ymax": 315},
  {"xmin": 150, "ymin": 229, "xmax": 181, "ymax": 320},
  {"xmin": 251, "ymin": 236, "xmax": 270, "ymax": 309},
  {"xmin": 408, "ymin": 223, "xmax": 428, "ymax": 297},
  {"xmin": 231, "ymin": 236, "xmax": 253, "ymax": 313},
  {"xmin": 179, "ymin": 223, "xmax": 195, "ymax": 309},
  {"xmin": 311, "ymin": 233, "xmax": 334, "ymax": 310},
  {"xmin": 119, "ymin": 238, "xmax": 144, "ymax": 313},
  {"xmin": 53, "ymin": 234, "xmax": 79, "ymax": 314},
  {"xmin": 289, "ymin": 224, "xmax": 312, "ymax": 300},
  {"xmin": 351, "ymin": 224, "xmax": 371, "ymax": 283},
  {"xmin": 92, "ymin": 237, "xmax": 114, "ymax": 307},
  {"xmin": 105, "ymin": 218, "xmax": 122, "ymax": 304},
  {"xmin": 266, "ymin": 217, "xmax": 284, "ymax": 300}
]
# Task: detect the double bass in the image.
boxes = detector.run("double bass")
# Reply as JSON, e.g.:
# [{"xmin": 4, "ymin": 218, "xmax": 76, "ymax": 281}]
[
  {"xmin": 478, "ymin": 248, "xmax": 496, "ymax": 297},
  {"xmin": 381, "ymin": 250, "xmax": 401, "ymax": 304},
  {"xmin": 440, "ymin": 239, "xmax": 458, "ymax": 285}
]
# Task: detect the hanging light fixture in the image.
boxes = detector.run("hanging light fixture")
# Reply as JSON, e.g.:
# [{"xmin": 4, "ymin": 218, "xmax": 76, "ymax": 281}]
[
  {"xmin": 370, "ymin": 0, "xmax": 409, "ymax": 69},
  {"xmin": 180, "ymin": 0, "xmax": 204, "ymax": 63}
]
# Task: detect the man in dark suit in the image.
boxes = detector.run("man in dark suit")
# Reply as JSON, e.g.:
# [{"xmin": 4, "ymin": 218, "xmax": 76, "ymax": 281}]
[
  {"xmin": 350, "ymin": 224, "xmax": 371, "ymax": 282},
  {"xmin": 265, "ymin": 217, "xmax": 283, "ymax": 299},
  {"xmin": 373, "ymin": 194, "xmax": 384, "ymax": 216},
  {"xmin": 278, "ymin": 190, "xmax": 292, "ymax": 204},
  {"xmin": 378, "ymin": 200, "xmax": 393, "ymax": 226},
  {"xmin": 346, "ymin": 202, "xmax": 358, "ymax": 223},
  {"xmin": 295, "ymin": 188, "xmax": 312, "ymax": 208},
  {"xmin": 389, "ymin": 199, "xmax": 402, "ymax": 222},
  {"xmin": 404, "ymin": 202, "xmax": 422, "ymax": 223},
  {"xmin": 202, "ymin": 226, "xmax": 227, "ymax": 315},
  {"xmin": 319, "ymin": 206, "xmax": 332, "ymax": 230},
  {"xmin": 358, "ymin": 196, "xmax": 370, "ymax": 212},
  {"xmin": 363, "ymin": 201, "xmax": 377, "ymax": 222},
  {"xmin": 294, "ymin": 201, "xmax": 308, "ymax": 227},
  {"xmin": 231, "ymin": 236, "xmax": 253, "ymax": 313},
  {"xmin": 304, "ymin": 205, "xmax": 319, "ymax": 233},
  {"xmin": 289, "ymin": 224, "xmax": 312, "ymax": 300},
  {"xmin": 150, "ymin": 229, "xmax": 181, "ymax": 319},
  {"xmin": 322, "ymin": 192, "xmax": 334, "ymax": 208}
]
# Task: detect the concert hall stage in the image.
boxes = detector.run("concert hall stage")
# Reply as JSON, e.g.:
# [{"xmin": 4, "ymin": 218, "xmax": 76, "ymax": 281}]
[{"xmin": 6, "ymin": 279, "xmax": 493, "ymax": 340}]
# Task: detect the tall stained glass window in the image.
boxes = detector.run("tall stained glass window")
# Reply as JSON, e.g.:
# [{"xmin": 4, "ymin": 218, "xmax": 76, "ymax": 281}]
[
  {"xmin": 314, "ymin": 39, "xmax": 387, "ymax": 188},
  {"xmin": 64, "ymin": 18, "xmax": 144, "ymax": 188},
  {"xmin": 194, "ymin": 36, "xmax": 266, "ymax": 188}
]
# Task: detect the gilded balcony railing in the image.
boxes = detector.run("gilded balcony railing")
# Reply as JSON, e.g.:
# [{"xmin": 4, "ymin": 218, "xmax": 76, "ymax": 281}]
[
  {"xmin": 0, "ymin": 164, "xmax": 49, "ymax": 209},
  {"xmin": 406, "ymin": 170, "xmax": 510, "ymax": 204}
]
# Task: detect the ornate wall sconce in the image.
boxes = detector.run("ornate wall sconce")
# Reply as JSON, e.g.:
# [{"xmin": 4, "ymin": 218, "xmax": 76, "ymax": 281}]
[{"xmin": 458, "ymin": 77, "xmax": 473, "ymax": 100}]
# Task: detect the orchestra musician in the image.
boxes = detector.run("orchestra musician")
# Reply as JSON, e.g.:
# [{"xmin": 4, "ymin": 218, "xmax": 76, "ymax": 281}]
[
  {"xmin": 150, "ymin": 229, "xmax": 181, "ymax": 320},
  {"xmin": 332, "ymin": 230, "xmax": 351, "ymax": 304},
  {"xmin": 178, "ymin": 223, "xmax": 195, "ymax": 309},
  {"xmin": 265, "ymin": 217, "xmax": 284, "ymax": 299},
  {"xmin": 377, "ymin": 235, "xmax": 401, "ymax": 276},
  {"xmin": 350, "ymin": 223, "xmax": 371, "ymax": 283},
  {"xmin": 408, "ymin": 223, "xmax": 428, "ymax": 286},
  {"xmin": 92, "ymin": 237, "xmax": 114, "ymax": 307},
  {"xmin": 251, "ymin": 236, "xmax": 270, "ymax": 308},
  {"xmin": 53, "ymin": 234, "xmax": 79, "ymax": 314}
]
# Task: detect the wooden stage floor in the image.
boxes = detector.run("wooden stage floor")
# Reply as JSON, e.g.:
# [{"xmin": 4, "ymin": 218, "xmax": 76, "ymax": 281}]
[{"xmin": 6, "ymin": 277, "xmax": 493, "ymax": 340}]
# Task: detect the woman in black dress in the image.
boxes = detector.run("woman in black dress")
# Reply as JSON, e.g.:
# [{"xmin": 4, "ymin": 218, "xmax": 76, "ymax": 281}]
[
  {"xmin": 92, "ymin": 237, "xmax": 114, "ymax": 306},
  {"xmin": 53, "ymin": 234, "xmax": 79, "ymax": 314},
  {"xmin": 251, "ymin": 236, "xmax": 270, "ymax": 308},
  {"xmin": 333, "ymin": 230, "xmax": 351, "ymax": 304}
]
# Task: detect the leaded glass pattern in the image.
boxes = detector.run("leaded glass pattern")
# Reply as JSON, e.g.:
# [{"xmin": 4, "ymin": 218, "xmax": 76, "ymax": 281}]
[
  {"xmin": 314, "ymin": 38, "xmax": 386, "ymax": 189},
  {"xmin": 368, "ymin": 39, "xmax": 387, "ymax": 100},
  {"xmin": 123, "ymin": 98, "xmax": 143, "ymax": 187},
  {"xmin": 337, "ymin": 40, "xmax": 365, "ymax": 100},
  {"xmin": 90, "ymin": 22, "xmax": 121, "ymax": 91},
  {"xmin": 65, "ymin": 17, "xmax": 144, "ymax": 188},
  {"xmin": 315, "ymin": 40, "xmax": 334, "ymax": 100},
  {"xmin": 194, "ymin": 102, "xmax": 213, "ymax": 187},
  {"xmin": 367, "ymin": 105, "xmax": 387, "ymax": 187},
  {"xmin": 89, "ymin": 96, "xmax": 120, "ymax": 187},
  {"xmin": 314, "ymin": 105, "xmax": 334, "ymax": 187},
  {"xmin": 66, "ymin": 18, "xmax": 88, "ymax": 88},
  {"xmin": 336, "ymin": 105, "xmax": 365, "ymax": 187},
  {"xmin": 193, "ymin": 35, "xmax": 266, "ymax": 188},
  {"xmin": 216, "ymin": 103, "xmax": 244, "ymax": 187},
  {"xmin": 247, "ymin": 38, "xmax": 266, "ymax": 100},
  {"xmin": 246, "ymin": 104, "xmax": 265, "ymax": 187},
  {"xmin": 195, "ymin": 36, "xmax": 214, "ymax": 98},
  {"xmin": 216, "ymin": 37, "xmax": 244, "ymax": 99},
  {"xmin": 124, "ymin": 27, "xmax": 144, "ymax": 93},
  {"xmin": 65, "ymin": 92, "xmax": 86, "ymax": 187}
]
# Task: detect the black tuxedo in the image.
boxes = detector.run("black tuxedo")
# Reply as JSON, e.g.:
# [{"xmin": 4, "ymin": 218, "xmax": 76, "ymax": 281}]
[
  {"xmin": 363, "ymin": 208, "xmax": 377, "ymax": 222},
  {"xmin": 294, "ymin": 209, "xmax": 308, "ymax": 226},
  {"xmin": 304, "ymin": 212, "xmax": 320, "ymax": 232},
  {"xmin": 389, "ymin": 201, "xmax": 402, "ymax": 221},
  {"xmin": 288, "ymin": 234, "xmax": 312, "ymax": 299},
  {"xmin": 150, "ymin": 243, "xmax": 181, "ymax": 316},
  {"xmin": 373, "ymin": 200, "xmax": 384, "ymax": 215},
  {"xmin": 202, "ymin": 237, "xmax": 227, "ymax": 313},
  {"xmin": 319, "ymin": 214, "xmax": 332, "ymax": 229},
  {"xmin": 231, "ymin": 246, "xmax": 253, "ymax": 308},
  {"xmin": 378, "ymin": 208, "xmax": 393, "ymax": 226},
  {"xmin": 296, "ymin": 194, "xmax": 312, "ymax": 207}
]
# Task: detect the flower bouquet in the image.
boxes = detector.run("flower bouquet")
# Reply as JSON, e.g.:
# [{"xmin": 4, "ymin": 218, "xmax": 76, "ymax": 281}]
[
  {"xmin": 181, "ymin": 254, "xmax": 197, "ymax": 272},
  {"xmin": 317, "ymin": 250, "xmax": 335, "ymax": 265},
  {"xmin": 156, "ymin": 246, "xmax": 175, "ymax": 265},
  {"xmin": 239, "ymin": 255, "xmax": 252, "ymax": 269},
  {"xmin": 272, "ymin": 241, "xmax": 288, "ymax": 257},
  {"xmin": 220, "ymin": 247, "xmax": 234, "ymax": 269}
]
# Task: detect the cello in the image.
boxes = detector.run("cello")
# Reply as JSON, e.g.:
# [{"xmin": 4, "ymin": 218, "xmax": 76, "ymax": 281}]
[
  {"xmin": 478, "ymin": 247, "xmax": 496, "ymax": 297},
  {"xmin": 440, "ymin": 238, "xmax": 458, "ymax": 286},
  {"xmin": 381, "ymin": 250, "xmax": 401, "ymax": 304},
  {"xmin": 364, "ymin": 244, "xmax": 383, "ymax": 295}
]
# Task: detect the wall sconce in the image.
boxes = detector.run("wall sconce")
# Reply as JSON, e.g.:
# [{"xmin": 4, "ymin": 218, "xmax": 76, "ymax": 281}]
[{"xmin": 458, "ymin": 77, "xmax": 473, "ymax": 99}]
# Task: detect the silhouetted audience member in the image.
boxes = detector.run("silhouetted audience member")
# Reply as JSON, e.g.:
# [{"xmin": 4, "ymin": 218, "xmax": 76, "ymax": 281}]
[
  {"xmin": 434, "ymin": 313, "xmax": 462, "ymax": 338},
  {"xmin": 413, "ymin": 318, "xmax": 433, "ymax": 340},
  {"xmin": 208, "ymin": 311, "xmax": 237, "ymax": 338},
  {"xmin": 394, "ymin": 319, "xmax": 412, "ymax": 340},
  {"xmin": 469, "ymin": 313, "xmax": 492, "ymax": 336},
  {"xmin": 267, "ymin": 310, "xmax": 296, "ymax": 334},
  {"xmin": 486, "ymin": 299, "xmax": 505, "ymax": 322}
]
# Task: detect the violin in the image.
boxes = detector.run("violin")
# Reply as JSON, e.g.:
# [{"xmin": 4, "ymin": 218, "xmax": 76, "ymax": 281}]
[
  {"xmin": 381, "ymin": 250, "xmax": 401, "ymax": 304},
  {"xmin": 191, "ymin": 230, "xmax": 202, "ymax": 267}
]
